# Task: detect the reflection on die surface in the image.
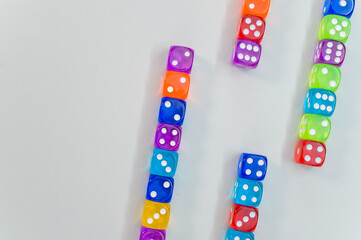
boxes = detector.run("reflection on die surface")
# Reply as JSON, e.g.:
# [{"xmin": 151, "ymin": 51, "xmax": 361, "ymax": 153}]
[{"xmin": 238, "ymin": 153, "xmax": 267, "ymax": 181}]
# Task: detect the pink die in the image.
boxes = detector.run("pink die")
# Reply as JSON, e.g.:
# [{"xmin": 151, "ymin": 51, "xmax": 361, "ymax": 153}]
[
  {"xmin": 314, "ymin": 39, "xmax": 346, "ymax": 67},
  {"xmin": 167, "ymin": 46, "xmax": 194, "ymax": 74},
  {"xmin": 232, "ymin": 39, "xmax": 262, "ymax": 69},
  {"xmin": 154, "ymin": 123, "xmax": 182, "ymax": 151}
]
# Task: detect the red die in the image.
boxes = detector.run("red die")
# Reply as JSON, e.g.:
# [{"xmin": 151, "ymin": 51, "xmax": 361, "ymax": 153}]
[
  {"xmin": 229, "ymin": 203, "xmax": 258, "ymax": 232},
  {"xmin": 237, "ymin": 15, "xmax": 266, "ymax": 43},
  {"xmin": 295, "ymin": 140, "xmax": 326, "ymax": 167}
]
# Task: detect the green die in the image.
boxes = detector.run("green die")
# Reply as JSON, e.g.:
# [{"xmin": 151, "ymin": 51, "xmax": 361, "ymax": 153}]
[
  {"xmin": 298, "ymin": 114, "xmax": 331, "ymax": 143},
  {"xmin": 309, "ymin": 63, "xmax": 341, "ymax": 92},
  {"xmin": 319, "ymin": 15, "xmax": 351, "ymax": 43}
]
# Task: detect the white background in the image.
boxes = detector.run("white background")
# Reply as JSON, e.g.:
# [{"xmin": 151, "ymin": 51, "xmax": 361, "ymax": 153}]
[{"xmin": 1, "ymin": 0, "xmax": 361, "ymax": 239}]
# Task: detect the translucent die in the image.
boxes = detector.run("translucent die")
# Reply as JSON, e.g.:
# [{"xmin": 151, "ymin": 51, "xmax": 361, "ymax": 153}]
[
  {"xmin": 233, "ymin": 178, "xmax": 263, "ymax": 207},
  {"xmin": 229, "ymin": 203, "xmax": 258, "ymax": 232},
  {"xmin": 304, "ymin": 88, "xmax": 337, "ymax": 117},
  {"xmin": 309, "ymin": 63, "xmax": 341, "ymax": 92},
  {"xmin": 167, "ymin": 46, "xmax": 194, "ymax": 74},
  {"xmin": 242, "ymin": 0, "xmax": 271, "ymax": 19},
  {"xmin": 295, "ymin": 140, "xmax": 326, "ymax": 167},
  {"xmin": 298, "ymin": 114, "xmax": 331, "ymax": 143},
  {"xmin": 142, "ymin": 200, "xmax": 171, "ymax": 230},
  {"xmin": 225, "ymin": 228, "xmax": 254, "ymax": 240},
  {"xmin": 238, "ymin": 153, "xmax": 268, "ymax": 181},
  {"xmin": 323, "ymin": 0, "xmax": 355, "ymax": 18},
  {"xmin": 232, "ymin": 39, "xmax": 262, "ymax": 69},
  {"xmin": 139, "ymin": 226, "xmax": 166, "ymax": 240},
  {"xmin": 150, "ymin": 148, "xmax": 178, "ymax": 178},
  {"xmin": 319, "ymin": 15, "xmax": 351, "ymax": 43}
]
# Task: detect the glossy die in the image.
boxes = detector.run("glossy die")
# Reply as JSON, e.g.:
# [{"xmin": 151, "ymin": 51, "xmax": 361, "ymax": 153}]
[
  {"xmin": 150, "ymin": 148, "xmax": 178, "ymax": 178},
  {"xmin": 225, "ymin": 228, "xmax": 254, "ymax": 240},
  {"xmin": 229, "ymin": 203, "xmax": 258, "ymax": 232},
  {"xmin": 295, "ymin": 140, "xmax": 326, "ymax": 167},
  {"xmin": 146, "ymin": 174, "xmax": 174, "ymax": 203},
  {"xmin": 299, "ymin": 114, "xmax": 331, "ymax": 143},
  {"xmin": 242, "ymin": 0, "xmax": 271, "ymax": 19},
  {"xmin": 237, "ymin": 15, "xmax": 266, "ymax": 43},
  {"xmin": 139, "ymin": 226, "xmax": 166, "ymax": 240},
  {"xmin": 238, "ymin": 153, "xmax": 267, "ymax": 181},
  {"xmin": 232, "ymin": 39, "xmax": 262, "ymax": 69},
  {"xmin": 319, "ymin": 15, "xmax": 351, "ymax": 43},
  {"xmin": 167, "ymin": 46, "xmax": 194, "ymax": 74},
  {"xmin": 304, "ymin": 88, "xmax": 336, "ymax": 117},
  {"xmin": 158, "ymin": 97, "xmax": 186, "ymax": 126},
  {"xmin": 142, "ymin": 200, "xmax": 171, "ymax": 230},
  {"xmin": 162, "ymin": 71, "xmax": 190, "ymax": 100},
  {"xmin": 309, "ymin": 63, "xmax": 341, "ymax": 92},
  {"xmin": 233, "ymin": 178, "xmax": 263, "ymax": 207},
  {"xmin": 323, "ymin": 0, "xmax": 355, "ymax": 18},
  {"xmin": 154, "ymin": 123, "xmax": 182, "ymax": 151},
  {"xmin": 314, "ymin": 39, "xmax": 346, "ymax": 67}
]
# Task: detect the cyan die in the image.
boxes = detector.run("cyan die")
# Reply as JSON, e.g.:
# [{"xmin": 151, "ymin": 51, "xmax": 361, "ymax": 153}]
[
  {"xmin": 304, "ymin": 88, "xmax": 336, "ymax": 117},
  {"xmin": 233, "ymin": 178, "xmax": 263, "ymax": 207},
  {"xmin": 225, "ymin": 228, "xmax": 254, "ymax": 240},
  {"xmin": 150, "ymin": 148, "xmax": 178, "ymax": 178}
]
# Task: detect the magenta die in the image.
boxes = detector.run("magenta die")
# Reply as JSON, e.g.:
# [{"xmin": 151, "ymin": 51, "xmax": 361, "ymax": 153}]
[
  {"xmin": 154, "ymin": 123, "xmax": 182, "ymax": 151},
  {"xmin": 314, "ymin": 39, "xmax": 346, "ymax": 67},
  {"xmin": 167, "ymin": 46, "xmax": 194, "ymax": 74},
  {"xmin": 232, "ymin": 39, "xmax": 262, "ymax": 69},
  {"xmin": 139, "ymin": 226, "xmax": 166, "ymax": 240}
]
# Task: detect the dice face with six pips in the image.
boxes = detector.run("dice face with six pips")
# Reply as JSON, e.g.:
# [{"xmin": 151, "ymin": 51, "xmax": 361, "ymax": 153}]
[
  {"xmin": 304, "ymin": 88, "xmax": 337, "ymax": 117},
  {"xmin": 232, "ymin": 39, "xmax": 262, "ymax": 69},
  {"xmin": 314, "ymin": 39, "xmax": 346, "ymax": 67}
]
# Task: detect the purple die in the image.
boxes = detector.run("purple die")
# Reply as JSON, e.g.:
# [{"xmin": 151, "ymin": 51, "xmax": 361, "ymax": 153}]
[
  {"xmin": 232, "ymin": 39, "xmax": 262, "ymax": 69},
  {"xmin": 314, "ymin": 39, "xmax": 346, "ymax": 67},
  {"xmin": 154, "ymin": 123, "xmax": 182, "ymax": 151},
  {"xmin": 139, "ymin": 226, "xmax": 166, "ymax": 240},
  {"xmin": 167, "ymin": 46, "xmax": 194, "ymax": 74}
]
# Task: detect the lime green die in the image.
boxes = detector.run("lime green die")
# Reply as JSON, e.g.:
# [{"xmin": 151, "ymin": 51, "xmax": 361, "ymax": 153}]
[
  {"xmin": 309, "ymin": 63, "xmax": 341, "ymax": 92},
  {"xmin": 319, "ymin": 15, "xmax": 351, "ymax": 43},
  {"xmin": 299, "ymin": 114, "xmax": 331, "ymax": 143}
]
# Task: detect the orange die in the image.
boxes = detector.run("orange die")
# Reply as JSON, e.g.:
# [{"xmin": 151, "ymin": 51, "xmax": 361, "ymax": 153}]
[
  {"xmin": 242, "ymin": 0, "xmax": 271, "ymax": 19},
  {"xmin": 162, "ymin": 71, "xmax": 190, "ymax": 100}
]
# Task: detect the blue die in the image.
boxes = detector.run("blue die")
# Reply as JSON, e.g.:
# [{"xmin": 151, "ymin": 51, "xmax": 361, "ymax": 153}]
[
  {"xmin": 150, "ymin": 148, "xmax": 178, "ymax": 178},
  {"xmin": 158, "ymin": 97, "xmax": 186, "ymax": 126},
  {"xmin": 146, "ymin": 174, "xmax": 174, "ymax": 203},
  {"xmin": 323, "ymin": 0, "xmax": 355, "ymax": 18},
  {"xmin": 225, "ymin": 228, "xmax": 254, "ymax": 240},
  {"xmin": 238, "ymin": 153, "xmax": 267, "ymax": 181},
  {"xmin": 304, "ymin": 88, "xmax": 336, "ymax": 117},
  {"xmin": 233, "ymin": 178, "xmax": 263, "ymax": 207}
]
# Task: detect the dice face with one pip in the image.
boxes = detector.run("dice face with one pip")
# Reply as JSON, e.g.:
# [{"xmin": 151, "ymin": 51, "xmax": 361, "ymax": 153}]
[
  {"xmin": 299, "ymin": 114, "xmax": 331, "ymax": 143},
  {"xmin": 304, "ymin": 88, "xmax": 336, "ymax": 117},
  {"xmin": 162, "ymin": 71, "xmax": 190, "ymax": 100},
  {"xmin": 142, "ymin": 200, "xmax": 171, "ymax": 230},
  {"xmin": 158, "ymin": 97, "xmax": 186, "ymax": 126},
  {"xmin": 225, "ymin": 228, "xmax": 254, "ymax": 240},
  {"xmin": 150, "ymin": 148, "xmax": 178, "ymax": 178},
  {"xmin": 232, "ymin": 39, "xmax": 262, "ymax": 69},
  {"xmin": 319, "ymin": 15, "xmax": 351, "ymax": 43},
  {"xmin": 154, "ymin": 123, "xmax": 182, "ymax": 151},
  {"xmin": 314, "ymin": 39, "xmax": 346, "ymax": 67},
  {"xmin": 167, "ymin": 46, "xmax": 194, "ymax": 74},
  {"xmin": 323, "ymin": 0, "xmax": 355, "ymax": 18},
  {"xmin": 309, "ymin": 63, "xmax": 341, "ymax": 92},
  {"xmin": 229, "ymin": 203, "xmax": 258, "ymax": 232},
  {"xmin": 242, "ymin": 0, "xmax": 271, "ymax": 19},
  {"xmin": 295, "ymin": 140, "xmax": 326, "ymax": 167},
  {"xmin": 146, "ymin": 174, "xmax": 174, "ymax": 203},
  {"xmin": 238, "ymin": 153, "xmax": 267, "ymax": 181},
  {"xmin": 233, "ymin": 178, "xmax": 263, "ymax": 207},
  {"xmin": 237, "ymin": 15, "xmax": 266, "ymax": 43},
  {"xmin": 139, "ymin": 226, "xmax": 166, "ymax": 240}
]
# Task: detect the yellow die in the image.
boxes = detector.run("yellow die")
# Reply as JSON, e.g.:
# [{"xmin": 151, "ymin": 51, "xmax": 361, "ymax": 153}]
[{"xmin": 142, "ymin": 200, "xmax": 171, "ymax": 229}]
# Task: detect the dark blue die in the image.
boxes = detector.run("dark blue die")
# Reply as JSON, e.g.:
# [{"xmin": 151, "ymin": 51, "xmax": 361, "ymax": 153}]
[
  {"xmin": 238, "ymin": 153, "xmax": 267, "ymax": 181},
  {"xmin": 158, "ymin": 97, "xmax": 186, "ymax": 126},
  {"xmin": 304, "ymin": 88, "xmax": 336, "ymax": 117},
  {"xmin": 323, "ymin": 0, "xmax": 355, "ymax": 18},
  {"xmin": 146, "ymin": 174, "xmax": 174, "ymax": 203}
]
